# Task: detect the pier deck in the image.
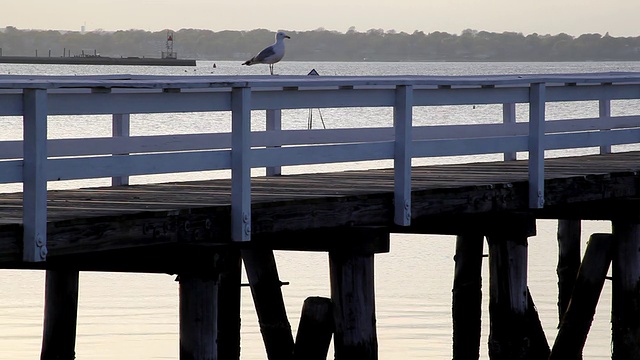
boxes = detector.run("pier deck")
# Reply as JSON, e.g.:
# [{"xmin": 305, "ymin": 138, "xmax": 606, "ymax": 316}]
[{"xmin": 1, "ymin": 150, "xmax": 638, "ymax": 270}]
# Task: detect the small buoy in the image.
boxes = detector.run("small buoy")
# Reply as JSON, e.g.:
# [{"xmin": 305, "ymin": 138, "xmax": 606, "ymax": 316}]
[{"xmin": 213, "ymin": 63, "xmax": 217, "ymax": 68}]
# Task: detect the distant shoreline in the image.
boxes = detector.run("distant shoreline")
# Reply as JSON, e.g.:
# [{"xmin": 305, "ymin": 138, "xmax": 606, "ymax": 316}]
[{"xmin": 0, "ymin": 55, "xmax": 196, "ymax": 66}]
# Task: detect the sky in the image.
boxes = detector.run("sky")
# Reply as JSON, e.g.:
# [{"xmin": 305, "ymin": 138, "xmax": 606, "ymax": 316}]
[{"xmin": 2, "ymin": 0, "xmax": 639, "ymax": 37}]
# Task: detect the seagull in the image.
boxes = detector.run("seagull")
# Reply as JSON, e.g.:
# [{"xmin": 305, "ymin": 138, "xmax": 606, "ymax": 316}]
[{"xmin": 242, "ymin": 31, "xmax": 290, "ymax": 75}]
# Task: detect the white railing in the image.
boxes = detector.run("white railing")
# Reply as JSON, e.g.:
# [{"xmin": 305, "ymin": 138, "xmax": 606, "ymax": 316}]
[{"xmin": 2, "ymin": 73, "xmax": 640, "ymax": 261}]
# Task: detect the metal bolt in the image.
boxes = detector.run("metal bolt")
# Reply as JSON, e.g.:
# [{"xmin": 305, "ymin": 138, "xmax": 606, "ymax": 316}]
[
  {"xmin": 184, "ymin": 221, "xmax": 190, "ymax": 232},
  {"xmin": 36, "ymin": 235, "xmax": 44, "ymax": 247},
  {"xmin": 40, "ymin": 246, "xmax": 48, "ymax": 259},
  {"xmin": 244, "ymin": 224, "xmax": 251, "ymax": 235},
  {"xmin": 404, "ymin": 200, "xmax": 410, "ymax": 210},
  {"xmin": 243, "ymin": 213, "xmax": 249, "ymax": 223},
  {"xmin": 205, "ymin": 219, "xmax": 211, "ymax": 229}
]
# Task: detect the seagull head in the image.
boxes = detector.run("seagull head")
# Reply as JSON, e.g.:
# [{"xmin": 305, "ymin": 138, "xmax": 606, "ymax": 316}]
[{"xmin": 276, "ymin": 31, "xmax": 291, "ymax": 41}]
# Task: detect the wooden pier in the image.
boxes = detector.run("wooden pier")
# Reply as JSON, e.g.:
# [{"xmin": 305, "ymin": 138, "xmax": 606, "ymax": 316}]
[{"xmin": 2, "ymin": 73, "xmax": 640, "ymax": 359}]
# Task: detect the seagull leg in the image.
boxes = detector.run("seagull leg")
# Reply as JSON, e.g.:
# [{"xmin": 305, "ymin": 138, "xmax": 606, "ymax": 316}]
[{"xmin": 269, "ymin": 64, "xmax": 274, "ymax": 75}]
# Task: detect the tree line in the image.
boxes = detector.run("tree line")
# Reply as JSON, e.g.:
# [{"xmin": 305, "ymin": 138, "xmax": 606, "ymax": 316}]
[{"xmin": 1, "ymin": 26, "xmax": 639, "ymax": 62}]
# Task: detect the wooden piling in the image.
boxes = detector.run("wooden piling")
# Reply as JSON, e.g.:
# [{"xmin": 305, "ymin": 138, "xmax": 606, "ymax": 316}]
[
  {"xmin": 557, "ymin": 219, "xmax": 581, "ymax": 325},
  {"xmin": 611, "ymin": 221, "xmax": 640, "ymax": 360},
  {"xmin": 293, "ymin": 296, "xmax": 334, "ymax": 360},
  {"xmin": 41, "ymin": 270, "xmax": 80, "ymax": 360},
  {"xmin": 452, "ymin": 234, "xmax": 484, "ymax": 360},
  {"xmin": 486, "ymin": 231, "xmax": 529, "ymax": 359},
  {"xmin": 241, "ymin": 248, "xmax": 294, "ymax": 360},
  {"xmin": 179, "ymin": 274, "xmax": 218, "ymax": 360},
  {"xmin": 549, "ymin": 233, "xmax": 613, "ymax": 360},
  {"xmin": 329, "ymin": 250, "xmax": 378, "ymax": 360},
  {"xmin": 216, "ymin": 249, "xmax": 242, "ymax": 360}
]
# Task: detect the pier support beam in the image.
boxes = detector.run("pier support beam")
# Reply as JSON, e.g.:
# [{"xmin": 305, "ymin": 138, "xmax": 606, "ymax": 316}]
[
  {"xmin": 330, "ymin": 250, "xmax": 378, "ymax": 360},
  {"xmin": 293, "ymin": 296, "xmax": 334, "ymax": 360},
  {"xmin": 242, "ymin": 248, "xmax": 294, "ymax": 360},
  {"xmin": 486, "ymin": 230, "xmax": 530, "ymax": 359},
  {"xmin": 612, "ymin": 221, "xmax": 640, "ymax": 360},
  {"xmin": 216, "ymin": 249, "xmax": 242, "ymax": 360},
  {"xmin": 452, "ymin": 234, "xmax": 484, "ymax": 360},
  {"xmin": 179, "ymin": 274, "xmax": 218, "ymax": 360},
  {"xmin": 556, "ymin": 219, "xmax": 581, "ymax": 325},
  {"xmin": 41, "ymin": 270, "xmax": 79, "ymax": 360},
  {"xmin": 549, "ymin": 233, "xmax": 613, "ymax": 360}
]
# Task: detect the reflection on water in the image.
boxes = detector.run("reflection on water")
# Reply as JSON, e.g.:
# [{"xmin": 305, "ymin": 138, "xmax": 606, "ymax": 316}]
[{"xmin": 0, "ymin": 61, "xmax": 636, "ymax": 359}]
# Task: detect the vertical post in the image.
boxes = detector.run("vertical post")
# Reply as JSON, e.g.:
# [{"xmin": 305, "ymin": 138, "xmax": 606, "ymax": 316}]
[
  {"xmin": 599, "ymin": 83, "xmax": 612, "ymax": 154},
  {"xmin": 242, "ymin": 249, "xmax": 294, "ymax": 360},
  {"xmin": 549, "ymin": 234, "xmax": 613, "ymax": 359},
  {"xmin": 528, "ymin": 83, "xmax": 545, "ymax": 209},
  {"xmin": 330, "ymin": 250, "xmax": 378, "ymax": 360},
  {"xmin": 611, "ymin": 221, "xmax": 640, "ymax": 359},
  {"xmin": 394, "ymin": 85, "xmax": 413, "ymax": 226},
  {"xmin": 487, "ymin": 231, "xmax": 529, "ymax": 359},
  {"xmin": 217, "ymin": 248, "xmax": 242, "ymax": 360},
  {"xmin": 452, "ymin": 234, "xmax": 484, "ymax": 360},
  {"xmin": 179, "ymin": 274, "xmax": 218, "ymax": 360},
  {"xmin": 556, "ymin": 219, "xmax": 581, "ymax": 325},
  {"xmin": 293, "ymin": 296, "xmax": 334, "ymax": 360},
  {"xmin": 112, "ymin": 113, "xmax": 130, "ymax": 186},
  {"xmin": 266, "ymin": 109, "xmax": 282, "ymax": 176},
  {"xmin": 231, "ymin": 87, "xmax": 252, "ymax": 242},
  {"xmin": 23, "ymin": 88, "xmax": 48, "ymax": 262},
  {"xmin": 41, "ymin": 270, "xmax": 79, "ymax": 360},
  {"xmin": 502, "ymin": 103, "xmax": 517, "ymax": 161}
]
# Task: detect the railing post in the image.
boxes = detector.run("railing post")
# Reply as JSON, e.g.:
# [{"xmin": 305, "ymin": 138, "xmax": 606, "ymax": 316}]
[
  {"xmin": 112, "ymin": 113, "xmax": 130, "ymax": 186},
  {"xmin": 599, "ymin": 83, "xmax": 612, "ymax": 154},
  {"xmin": 231, "ymin": 86, "xmax": 252, "ymax": 242},
  {"xmin": 394, "ymin": 85, "xmax": 413, "ymax": 226},
  {"xmin": 502, "ymin": 103, "xmax": 517, "ymax": 161},
  {"xmin": 528, "ymin": 83, "xmax": 545, "ymax": 209},
  {"xmin": 266, "ymin": 109, "xmax": 282, "ymax": 176},
  {"xmin": 23, "ymin": 88, "xmax": 48, "ymax": 262}
]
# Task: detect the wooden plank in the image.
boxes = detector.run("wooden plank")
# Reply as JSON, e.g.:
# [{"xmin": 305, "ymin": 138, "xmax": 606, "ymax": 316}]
[
  {"xmin": 394, "ymin": 85, "xmax": 412, "ymax": 226},
  {"xmin": 111, "ymin": 113, "xmax": 130, "ymax": 186},
  {"xmin": 22, "ymin": 88, "xmax": 48, "ymax": 262},
  {"xmin": 265, "ymin": 109, "xmax": 282, "ymax": 176},
  {"xmin": 528, "ymin": 83, "xmax": 545, "ymax": 208},
  {"xmin": 502, "ymin": 103, "xmax": 517, "ymax": 161},
  {"xmin": 231, "ymin": 86, "xmax": 251, "ymax": 242}
]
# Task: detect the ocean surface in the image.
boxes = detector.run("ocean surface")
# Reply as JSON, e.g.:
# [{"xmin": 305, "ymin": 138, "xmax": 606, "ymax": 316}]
[{"xmin": 1, "ymin": 60, "xmax": 640, "ymax": 359}]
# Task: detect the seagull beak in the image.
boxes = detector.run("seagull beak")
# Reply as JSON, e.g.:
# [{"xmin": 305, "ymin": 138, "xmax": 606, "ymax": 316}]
[{"xmin": 285, "ymin": 35, "xmax": 291, "ymax": 39}]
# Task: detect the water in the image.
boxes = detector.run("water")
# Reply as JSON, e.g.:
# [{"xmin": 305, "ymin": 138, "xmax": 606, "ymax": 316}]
[{"xmin": 1, "ymin": 60, "xmax": 639, "ymax": 359}]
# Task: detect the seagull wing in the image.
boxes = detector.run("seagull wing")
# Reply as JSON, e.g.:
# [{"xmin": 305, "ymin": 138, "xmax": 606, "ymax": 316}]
[{"xmin": 253, "ymin": 45, "xmax": 276, "ymax": 63}]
